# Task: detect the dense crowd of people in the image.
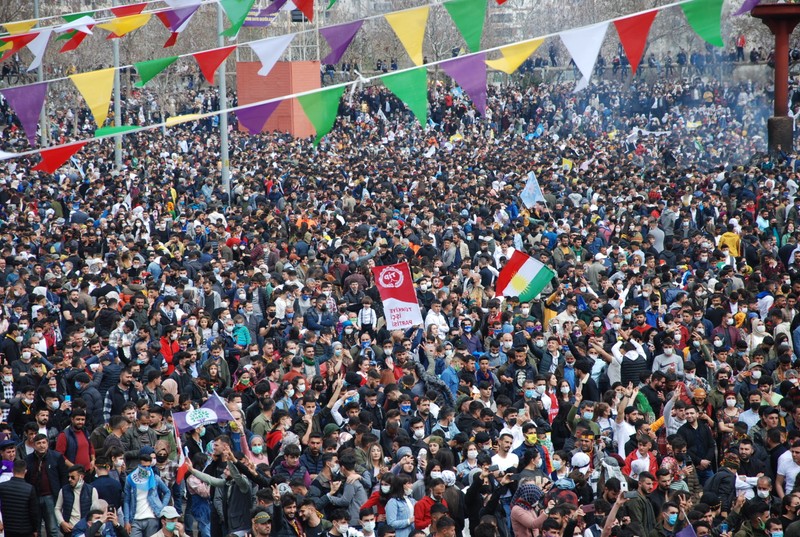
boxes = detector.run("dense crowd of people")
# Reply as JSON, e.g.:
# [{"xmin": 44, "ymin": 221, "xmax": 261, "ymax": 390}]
[{"xmin": 0, "ymin": 52, "xmax": 795, "ymax": 537}]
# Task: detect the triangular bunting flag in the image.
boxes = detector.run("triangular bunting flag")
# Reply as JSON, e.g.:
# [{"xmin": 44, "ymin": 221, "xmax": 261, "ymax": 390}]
[
  {"xmin": 298, "ymin": 85, "xmax": 346, "ymax": 146},
  {"xmin": 327, "ymin": 0, "xmax": 338, "ymax": 9},
  {"xmin": 250, "ymin": 34, "xmax": 295, "ymax": 76},
  {"xmin": 134, "ymin": 56, "xmax": 179, "ymax": 87},
  {"xmin": 60, "ymin": 31, "xmax": 91, "ymax": 52},
  {"xmin": 1, "ymin": 82, "xmax": 47, "ymax": 147},
  {"xmin": 4, "ymin": 21, "xmax": 38, "ymax": 35},
  {"xmin": 220, "ymin": 0, "xmax": 257, "ymax": 37},
  {"xmin": 0, "ymin": 150, "xmax": 18, "ymax": 160},
  {"xmin": 237, "ymin": 101, "xmax": 280, "ymax": 133},
  {"xmin": 294, "ymin": 0, "xmax": 315, "ymax": 21},
  {"xmin": 441, "ymin": 53, "xmax": 487, "ymax": 116},
  {"xmin": 166, "ymin": 114, "xmax": 202, "ymax": 127},
  {"xmin": 320, "ymin": 21, "xmax": 363, "ymax": 65},
  {"xmin": 156, "ymin": 3, "xmax": 199, "ymax": 46},
  {"xmin": 163, "ymin": 32, "xmax": 180, "ymax": 47},
  {"xmin": 193, "ymin": 46, "xmax": 236, "ymax": 84},
  {"xmin": 70, "ymin": 68, "xmax": 115, "ymax": 127},
  {"xmin": 681, "ymin": 0, "xmax": 724, "ymax": 47},
  {"xmin": 381, "ymin": 67, "xmax": 428, "ymax": 126},
  {"xmin": 385, "ymin": 7, "xmax": 429, "ymax": 66},
  {"xmin": 486, "ymin": 39, "xmax": 543, "ymax": 74},
  {"xmin": 614, "ymin": 11, "xmax": 657, "ymax": 75},
  {"xmin": 25, "ymin": 29, "xmax": 52, "ymax": 72},
  {"xmin": 444, "ymin": 0, "xmax": 487, "ymax": 53},
  {"xmin": 32, "ymin": 142, "xmax": 87, "ymax": 174},
  {"xmin": 0, "ymin": 33, "xmax": 37, "ymax": 62},
  {"xmin": 98, "ymin": 13, "xmax": 152, "ymax": 38},
  {"xmin": 734, "ymin": 0, "xmax": 760, "ymax": 16},
  {"xmin": 560, "ymin": 22, "xmax": 608, "ymax": 92},
  {"xmin": 95, "ymin": 125, "xmax": 138, "ymax": 137},
  {"xmin": 110, "ymin": 3, "xmax": 148, "ymax": 17}
]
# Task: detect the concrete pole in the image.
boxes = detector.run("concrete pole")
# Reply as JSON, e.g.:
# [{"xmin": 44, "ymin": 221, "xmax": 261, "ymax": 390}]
[
  {"xmin": 34, "ymin": 0, "xmax": 48, "ymax": 146},
  {"xmin": 113, "ymin": 0, "xmax": 123, "ymax": 168},
  {"xmin": 218, "ymin": 3, "xmax": 231, "ymax": 203}
]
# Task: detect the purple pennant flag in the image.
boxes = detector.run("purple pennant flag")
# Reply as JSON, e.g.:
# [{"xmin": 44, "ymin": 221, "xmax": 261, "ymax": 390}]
[
  {"xmin": 320, "ymin": 20, "xmax": 363, "ymax": 65},
  {"xmin": 1, "ymin": 82, "xmax": 48, "ymax": 147},
  {"xmin": 163, "ymin": 3, "xmax": 200, "ymax": 30},
  {"xmin": 440, "ymin": 53, "xmax": 487, "ymax": 116},
  {"xmin": 173, "ymin": 392, "xmax": 237, "ymax": 434},
  {"xmin": 237, "ymin": 101, "xmax": 280, "ymax": 134},
  {"xmin": 734, "ymin": 0, "xmax": 760, "ymax": 16}
]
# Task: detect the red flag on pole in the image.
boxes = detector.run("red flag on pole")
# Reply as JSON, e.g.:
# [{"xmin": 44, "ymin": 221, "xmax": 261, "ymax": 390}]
[{"xmin": 32, "ymin": 142, "xmax": 87, "ymax": 174}]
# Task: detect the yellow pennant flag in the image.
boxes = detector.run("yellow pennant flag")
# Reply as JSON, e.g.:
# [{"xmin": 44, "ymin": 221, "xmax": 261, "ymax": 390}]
[
  {"xmin": 0, "ymin": 42, "xmax": 11, "ymax": 52},
  {"xmin": 385, "ymin": 6, "xmax": 429, "ymax": 66},
  {"xmin": 486, "ymin": 38, "xmax": 544, "ymax": 74},
  {"xmin": 166, "ymin": 114, "xmax": 202, "ymax": 127},
  {"xmin": 69, "ymin": 68, "xmax": 116, "ymax": 128},
  {"xmin": 562, "ymin": 158, "xmax": 573, "ymax": 171},
  {"xmin": 4, "ymin": 21, "xmax": 37, "ymax": 35},
  {"xmin": 98, "ymin": 13, "xmax": 152, "ymax": 37}
]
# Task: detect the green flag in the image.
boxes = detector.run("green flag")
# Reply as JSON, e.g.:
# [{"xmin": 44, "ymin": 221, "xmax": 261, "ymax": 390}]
[
  {"xmin": 444, "ymin": 0, "xmax": 487, "ymax": 53},
  {"xmin": 220, "ymin": 0, "xmax": 256, "ymax": 37},
  {"xmin": 381, "ymin": 68, "xmax": 428, "ymax": 127},
  {"xmin": 95, "ymin": 125, "xmax": 138, "ymax": 137},
  {"xmin": 327, "ymin": 0, "xmax": 338, "ymax": 9},
  {"xmin": 134, "ymin": 56, "xmax": 179, "ymax": 87},
  {"xmin": 298, "ymin": 86, "xmax": 346, "ymax": 146},
  {"xmin": 681, "ymin": 0, "xmax": 724, "ymax": 47}
]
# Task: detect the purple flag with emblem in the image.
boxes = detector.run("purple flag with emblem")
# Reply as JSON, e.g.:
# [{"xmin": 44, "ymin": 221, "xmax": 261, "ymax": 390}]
[
  {"xmin": 320, "ymin": 20, "xmax": 363, "ymax": 65},
  {"xmin": 1, "ymin": 82, "xmax": 48, "ymax": 147},
  {"xmin": 173, "ymin": 392, "xmax": 236, "ymax": 434},
  {"xmin": 440, "ymin": 53, "xmax": 487, "ymax": 116}
]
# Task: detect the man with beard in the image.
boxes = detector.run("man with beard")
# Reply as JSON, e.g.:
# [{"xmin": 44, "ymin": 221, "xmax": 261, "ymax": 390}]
[
  {"xmin": 271, "ymin": 484, "xmax": 307, "ymax": 537},
  {"xmin": 677, "ymin": 406, "xmax": 716, "ymax": 485},
  {"xmin": 55, "ymin": 409, "xmax": 95, "ymax": 471},
  {"xmin": 102, "ymin": 368, "xmax": 141, "ymax": 423},
  {"xmin": 739, "ymin": 438, "xmax": 767, "ymax": 476},
  {"xmin": 248, "ymin": 508, "xmax": 274, "ymax": 537}
]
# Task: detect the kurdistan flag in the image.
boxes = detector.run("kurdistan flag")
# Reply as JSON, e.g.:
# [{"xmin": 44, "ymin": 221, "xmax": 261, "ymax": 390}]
[{"xmin": 496, "ymin": 250, "xmax": 556, "ymax": 301}]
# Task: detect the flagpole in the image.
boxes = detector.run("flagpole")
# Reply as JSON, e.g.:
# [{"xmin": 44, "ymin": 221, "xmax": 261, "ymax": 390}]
[
  {"xmin": 33, "ymin": 0, "xmax": 48, "ymax": 148},
  {"xmin": 112, "ymin": 0, "xmax": 123, "ymax": 169},
  {"xmin": 217, "ymin": 3, "xmax": 231, "ymax": 204}
]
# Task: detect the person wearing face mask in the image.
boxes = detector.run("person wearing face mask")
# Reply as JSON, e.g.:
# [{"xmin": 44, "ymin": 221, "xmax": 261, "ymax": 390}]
[
  {"xmin": 460, "ymin": 320, "xmax": 484, "ymax": 355},
  {"xmin": 737, "ymin": 501, "xmax": 771, "ymax": 537},
  {"xmin": 149, "ymin": 506, "xmax": 185, "ymax": 537},
  {"xmin": 0, "ymin": 324, "xmax": 22, "ymax": 365},
  {"xmin": 414, "ymin": 478, "xmax": 448, "ymax": 531},
  {"xmin": 652, "ymin": 501, "xmax": 685, "ymax": 537},
  {"xmin": 55, "ymin": 464, "xmax": 99, "ymax": 535},
  {"xmin": 360, "ymin": 474, "xmax": 394, "ymax": 522}
]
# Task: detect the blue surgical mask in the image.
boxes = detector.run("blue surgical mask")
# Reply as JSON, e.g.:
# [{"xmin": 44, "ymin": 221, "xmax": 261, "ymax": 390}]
[
  {"xmin": 582, "ymin": 411, "xmax": 594, "ymax": 420},
  {"xmin": 464, "ymin": 326, "xmax": 472, "ymax": 333},
  {"xmin": 400, "ymin": 404, "xmax": 411, "ymax": 413},
  {"xmin": 525, "ymin": 389, "xmax": 536, "ymax": 399},
  {"xmin": 362, "ymin": 341, "xmax": 370, "ymax": 348},
  {"xmin": 552, "ymin": 460, "xmax": 562, "ymax": 471},
  {"xmin": 667, "ymin": 514, "xmax": 678, "ymax": 526},
  {"xmin": 74, "ymin": 382, "xmax": 82, "ymax": 390},
  {"xmin": 165, "ymin": 521, "xmax": 177, "ymax": 532}
]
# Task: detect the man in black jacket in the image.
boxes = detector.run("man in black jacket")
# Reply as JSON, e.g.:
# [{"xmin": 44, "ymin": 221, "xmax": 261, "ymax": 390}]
[
  {"xmin": 677, "ymin": 406, "xmax": 716, "ymax": 485},
  {"xmin": 0, "ymin": 459, "xmax": 41, "ymax": 537},
  {"xmin": 25, "ymin": 433, "xmax": 69, "ymax": 537}
]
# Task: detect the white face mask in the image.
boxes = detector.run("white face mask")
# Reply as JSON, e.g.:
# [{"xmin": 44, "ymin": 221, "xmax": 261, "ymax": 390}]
[
  {"xmin": 2, "ymin": 375, "xmax": 11, "ymax": 383},
  {"xmin": 521, "ymin": 308, "xmax": 530, "ymax": 316},
  {"xmin": 560, "ymin": 386, "xmax": 571, "ymax": 394},
  {"xmin": 431, "ymin": 471, "xmax": 442, "ymax": 479},
  {"xmin": 726, "ymin": 399, "xmax": 736, "ymax": 408},
  {"xmin": 381, "ymin": 484, "xmax": 392, "ymax": 494},
  {"xmin": 337, "ymin": 524, "xmax": 349, "ymax": 534},
  {"xmin": 362, "ymin": 521, "xmax": 376, "ymax": 533},
  {"xmin": 752, "ymin": 371, "xmax": 762, "ymax": 381},
  {"xmin": 535, "ymin": 339, "xmax": 545, "ymax": 348},
  {"xmin": 757, "ymin": 489, "xmax": 771, "ymax": 499},
  {"xmin": 413, "ymin": 429, "xmax": 425, "ymax": 440},
  {"xmin": 467, "ymin": 450, "xmax": 478, "ymax": 460},
  {"xmin": 286, "ymin": 388, "xmax": 295, "ymax": 398},
  {"xmin": 612, "ymin": 323, "xmax": 622, "ymax": 331},
  {"xmin": 664, "ymin": 348, "xmax": 674, "ymax": 356},
  {"xmin": 502, "ymin": 341, "xmax": 513, "ymax": 350},
  {"xmin": 535, "ymin": 385, "xmax": 546, "ymax": 395}
]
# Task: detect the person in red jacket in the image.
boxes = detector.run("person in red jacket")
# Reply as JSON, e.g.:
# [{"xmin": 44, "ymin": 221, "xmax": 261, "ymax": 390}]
[
  {"xmin": 159, "ymin": 325, "xmax": 180, "ymax": 375},
  {"xmin": 361, "ymin": 473, "xmax": 394, "ymax": 522},
  {"xmin": 414, "ymin": 478, "xmax": 448, "ymax": 531},
  {"xmin": 622, "ymin": 435, "xmax": 659, "ymax": 480}
]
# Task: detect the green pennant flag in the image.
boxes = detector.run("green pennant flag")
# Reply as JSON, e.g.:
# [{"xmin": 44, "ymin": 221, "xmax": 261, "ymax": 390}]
[
  {"xmin": 381, "ymin": 68, "xmax": 428, "ymax": 127},
  {"xmin": 220, "ymin": 0, "xmax": 256, "ymax": 37},
  {"xmin": 95, "ymin": 125, "xmax": 138, "ymax": 137},
  {"xmin": 134, "ymin": 56, "xmax": 179, "ymax": 87},
  {"xmin": 56, "ymin": 11, "xmax": 95, "ymax": 41},
  {"xmin": 444, "ymin": 0, "xmax": 487, "ymax": 53},
  {"xmin": 298, "ymin": 86, "xmax": 346, "ymax": 146},
  {"xmin": 681, "ymin": 0, "xmax": 724, "ymax": 47},
  {"xmin": 327, "ymin": 0, "xmax": 338, "ymax": 9}
]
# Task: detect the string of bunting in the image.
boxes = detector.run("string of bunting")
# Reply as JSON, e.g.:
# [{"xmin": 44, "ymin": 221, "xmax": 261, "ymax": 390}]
[{"xmin": 0, "ymin": 0, "xmax": 722, "ymax": 171}]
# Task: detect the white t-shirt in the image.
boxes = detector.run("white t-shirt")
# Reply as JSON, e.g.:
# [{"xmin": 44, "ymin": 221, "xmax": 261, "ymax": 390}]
[
  {"xmin": 613, "ymin": 420, "xmax": 635, "ymax": 458},
  {"xmin": 777, "ymin": 452, "xmax": 800, "ymax": 494},
  {"xmin": 492, "ymin": 452, "xmax": 519, "ymax": 473}
]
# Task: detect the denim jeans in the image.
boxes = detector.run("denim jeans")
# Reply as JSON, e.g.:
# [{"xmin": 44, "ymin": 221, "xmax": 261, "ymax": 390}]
[
  {"xmin": 39, "ymin": 495, "xmax": 59, "ymax": 537},
  {"xmin": 130, "ymin": 518, "xmax": 161, "ymax": 537}
]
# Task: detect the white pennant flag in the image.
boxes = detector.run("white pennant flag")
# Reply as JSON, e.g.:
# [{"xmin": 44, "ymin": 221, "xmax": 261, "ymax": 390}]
[
  {"xmin": 250, "ymin": 34, "xmax": 295, "ymax": 76},
  {"xmin": 26, "ymin": 29, "xmax": 52, "ymax": 72},
  {"xmin": 55, "ymin": 15, "xmax": 95, "ymax": 35},
  {"xmin": 560, "ymin": 22, "xmax": 608, "ymax": 93}
]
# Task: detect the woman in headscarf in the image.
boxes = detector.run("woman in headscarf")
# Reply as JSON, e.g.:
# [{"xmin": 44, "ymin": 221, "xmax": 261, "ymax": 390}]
[{"xmin": 510, "ymin": 482, "xmax": 546, "ymax": 537}]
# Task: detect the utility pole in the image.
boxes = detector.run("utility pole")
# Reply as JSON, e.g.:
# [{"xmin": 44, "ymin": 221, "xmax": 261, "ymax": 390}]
[
  {"xmin": 112, "ymin": 0, "xmax": 123, "ymax": 169},
  {"xmin": 34, "ymin": 0, "xmax": 48, "ymax": 147},
  {"xmin": 218, "ymin": 3, "xmax": 231, "ymax": 202}
]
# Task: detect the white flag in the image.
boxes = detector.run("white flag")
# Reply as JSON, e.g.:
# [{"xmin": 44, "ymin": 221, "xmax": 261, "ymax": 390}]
[
  {"xmin": 560, "ymin": 22, "xmax": 608, "ymax": 93},
  {"xmin": 250, "ymin": 34, "xmax": 296, "ymax": 76}
]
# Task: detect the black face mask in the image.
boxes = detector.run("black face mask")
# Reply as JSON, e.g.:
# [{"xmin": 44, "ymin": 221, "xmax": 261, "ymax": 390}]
[
  {"xmin": 156, "ymin": 453, "xmax": 168, "ymax": 463},
  {"xmin": 718, "ymin": 379, "xmax": 729, "ymax": 389},
  {"xmin": 750, "ymin": 402, "xmax": 761, "ymax": 412}
]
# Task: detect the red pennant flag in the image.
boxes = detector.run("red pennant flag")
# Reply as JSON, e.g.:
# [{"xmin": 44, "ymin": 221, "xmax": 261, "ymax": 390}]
[
  {"xmin": 496, "ymin": 0, "xmax": 508, "ymax": 4},
  {"xmin": 294, "ymin": 0, "xmax": 315, "ymax": 21},
  {"xmin": 0, "ymin": 33, "xmax": 37, "ymax": 62},
  {"xmin": 60, "ymin": 28, "xmax": 92, "ymax": 52},
  {"xmin": 110, "ymin": 2, "xmax": 148, "ymax": 17},
  {"xmin": 193, "ymin": 46, "xmax": 236, "ymax": 84},
  {"xmin": 163, "ymin": 32, "xmax": 179, "ymax": 47},
  {"xmin": 614, "ymin": 11, "xmax": 657, "ymax": 75},
  {"xmin": 32, "ymin": 142, "xmax": 87, "ymax": 174}
]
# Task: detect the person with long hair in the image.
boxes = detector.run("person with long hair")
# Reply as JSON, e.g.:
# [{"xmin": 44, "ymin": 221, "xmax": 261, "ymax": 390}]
[
  {"xmin": 361, "ymin": 472, "xmax": 395, "ymax": 525},
  {"xmin": 385, "ymin": 475, "xmax": 416, "ymax": 537},
  {"xmin": 364, "ymin": 442, "xmax": 387, "ymax": 491}
]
